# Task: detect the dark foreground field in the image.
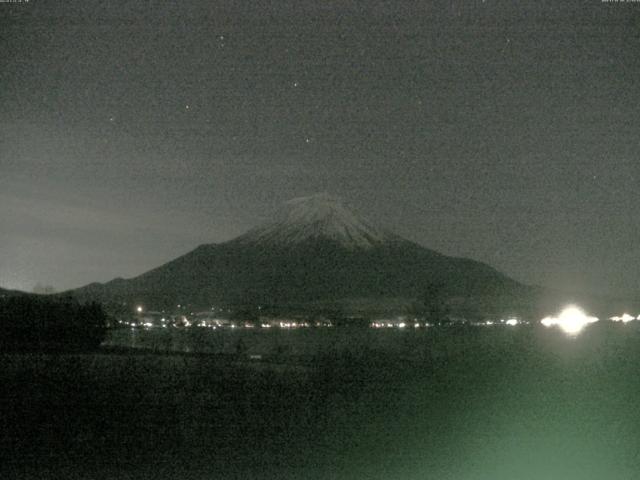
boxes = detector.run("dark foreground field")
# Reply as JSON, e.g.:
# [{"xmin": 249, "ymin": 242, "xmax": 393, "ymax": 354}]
[{"xmin": 3, "ymin": 324, "xmax": 640, "ymax": 479}]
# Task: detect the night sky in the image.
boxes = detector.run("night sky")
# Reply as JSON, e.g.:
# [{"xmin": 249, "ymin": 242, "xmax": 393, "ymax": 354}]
[{"xmin": 2, "ymin": 1, "xmax": 640, "ymax": 296}]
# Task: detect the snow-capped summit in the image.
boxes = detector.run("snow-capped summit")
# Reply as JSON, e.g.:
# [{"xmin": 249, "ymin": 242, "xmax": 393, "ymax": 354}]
[{"xmin": 233, "ymin": 193, "xmax": 394, "ymax": 249}]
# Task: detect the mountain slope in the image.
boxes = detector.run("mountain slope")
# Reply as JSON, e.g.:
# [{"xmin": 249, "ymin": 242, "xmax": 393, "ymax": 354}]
[{"xmin": 70, "ymin": 194, "xmax": 530, "ymax": 313}]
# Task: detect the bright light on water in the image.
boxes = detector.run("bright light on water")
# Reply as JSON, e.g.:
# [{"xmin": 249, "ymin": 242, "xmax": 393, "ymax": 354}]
[
  {"xmin": 540, "ymin": 305, "xmax": 598, "ymax": 335},
  {"xmin": 505, "ymin": 318, "xmax": 518, "ymax": 326}
]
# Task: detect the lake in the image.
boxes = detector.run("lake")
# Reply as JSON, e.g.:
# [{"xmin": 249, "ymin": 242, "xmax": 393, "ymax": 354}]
[
  {"xmin": 4, "ymin": 322, "xmax": 640, "ymax": 479},
  {"xmin": 104, "ymin": 323, "xmax": 538, "ymax": 361}
]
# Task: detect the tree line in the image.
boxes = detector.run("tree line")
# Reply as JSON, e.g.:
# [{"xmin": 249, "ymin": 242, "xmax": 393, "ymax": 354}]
[{"xmin": 0, "ymin": 295, "xmax": 107, "ymax": 352}]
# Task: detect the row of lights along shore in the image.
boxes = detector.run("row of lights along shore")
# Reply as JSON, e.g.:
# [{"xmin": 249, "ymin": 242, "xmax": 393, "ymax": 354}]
[{"xmin": 131, "ymin": 305, "xmax": 639, "ymax": 336}]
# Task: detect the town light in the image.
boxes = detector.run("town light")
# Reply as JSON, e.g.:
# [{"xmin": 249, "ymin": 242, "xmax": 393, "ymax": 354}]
[
  {"xmin": 610, "ymin": 313, "xmax": 635, "ymax": 323},
  {"xmin": 540, "ymin": 305, "xmax": 598, "ymax": 335}
]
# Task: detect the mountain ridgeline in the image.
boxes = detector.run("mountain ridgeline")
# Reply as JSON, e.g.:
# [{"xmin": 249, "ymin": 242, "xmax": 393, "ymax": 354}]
[{"xmin": 71, "ymin": 194, "xmax": 534, "ymax": 316}]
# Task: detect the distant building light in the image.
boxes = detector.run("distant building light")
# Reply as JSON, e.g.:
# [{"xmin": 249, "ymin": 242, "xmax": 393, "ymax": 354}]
[
  {"xmin": 541, "ymin": 305, "xmax": 598, "ymax": 335},
  {"xmin": 611, "ymin": 313, "xmax": 635, "ymax": 323}
]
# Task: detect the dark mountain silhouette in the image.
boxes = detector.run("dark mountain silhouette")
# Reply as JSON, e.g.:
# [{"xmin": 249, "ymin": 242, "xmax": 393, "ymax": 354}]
[{"xmin": 69, "ymin": 194, "xmax": 534, "ymax": 314}]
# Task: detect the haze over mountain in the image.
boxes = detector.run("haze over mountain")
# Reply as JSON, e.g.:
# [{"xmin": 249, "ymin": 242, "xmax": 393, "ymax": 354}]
[{"xmin": 68, "ymin": 194, "xmax": 542, "ymax": 316}]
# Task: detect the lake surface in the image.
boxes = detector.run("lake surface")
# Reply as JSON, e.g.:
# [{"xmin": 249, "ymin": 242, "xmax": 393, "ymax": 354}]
[
  {"xmin": 104, "ymin": 325, "xmax": 459, "ymax": 358},
  {"xmin": 104, "ymin": 322, "xmax": 640, "ymax": 361},
  {"xmin": 5, "ymin": 322, "xmax": 640, "ymax": 479}
]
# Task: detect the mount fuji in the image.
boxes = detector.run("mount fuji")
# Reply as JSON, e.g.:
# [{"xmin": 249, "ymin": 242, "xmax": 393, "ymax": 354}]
[
  {"xmin": 233, "ymin": 193, "xmax": 395, "ymax": 249},
  {"xmin": 70, "ymin": 194, "xmax": 531, "ymax": 314}
]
